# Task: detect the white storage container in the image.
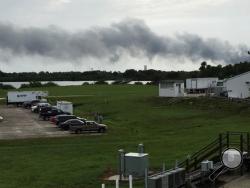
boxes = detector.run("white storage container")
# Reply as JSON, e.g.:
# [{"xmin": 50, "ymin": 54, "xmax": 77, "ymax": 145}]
[{"xmin": 57, "ymin": 101, "xmax": 73, "ymax": 114}]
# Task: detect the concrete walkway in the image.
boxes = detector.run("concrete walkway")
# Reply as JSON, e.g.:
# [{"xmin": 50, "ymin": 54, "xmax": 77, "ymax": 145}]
[{"xmin": 219, "ymin": 174, "xmax": 250, "ymax": 188}]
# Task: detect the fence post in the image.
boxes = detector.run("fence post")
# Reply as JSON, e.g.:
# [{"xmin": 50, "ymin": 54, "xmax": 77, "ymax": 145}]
[
  {"xmin": 186, "ymin": 158, "xmax": 189, "ymax": 174},
  {"xmin": 162, "ymin": 163, "xmax": 166, "ymax": 172},
  {"xmin": 226, "ymin": 132, "xmax": 229, "ymax": 148},
  {"xmin": 145, "ymin": 168, "xmax": 148, "ymax": 188},
  {"xmin": 240, "ymin": 134, "xmax": 244, "ymax": 176},
  {"xmin": 219, "ymin": 133, "xmax": 223, "ymax": 157},
  {"xmin": 247, "ymin": 132, "xmax": 250, "ymax": 154},
  {"xmin": 194, "ymin": 157, "xmax": 197, "ymax": 169},
  {"xmin": 102, "ymin": 184, "xmax": 105, "ymax": 188},
  {"xmin": 129, "ymin": 175, "xmax": 133, "ymax": 188},
  {"xmin": 116, "ymin": 178, "xmax": 119, "ymax": 188}
]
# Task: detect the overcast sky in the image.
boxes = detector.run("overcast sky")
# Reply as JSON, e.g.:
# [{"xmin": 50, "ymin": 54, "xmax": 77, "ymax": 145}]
[{"xmin": 0, "ymin": 0, "xmax": 250, "ymax": 72}]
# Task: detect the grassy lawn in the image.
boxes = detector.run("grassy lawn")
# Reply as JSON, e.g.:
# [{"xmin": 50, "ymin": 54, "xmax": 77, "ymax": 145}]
[{"xmin": 0, "ymin": 85, "xmax": 250, "ymax": 188}]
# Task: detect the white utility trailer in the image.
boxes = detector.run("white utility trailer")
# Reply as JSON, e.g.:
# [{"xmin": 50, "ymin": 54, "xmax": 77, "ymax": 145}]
[
  {"xmin": 57, "ymin": 101, "xmax": 73, "ymax": 114},
  {"xmin": 7, "ymin": 91, "xmax": 48, "ymax": 105}
]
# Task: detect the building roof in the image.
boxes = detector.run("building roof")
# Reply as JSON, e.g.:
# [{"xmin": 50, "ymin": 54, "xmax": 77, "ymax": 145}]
[
  {"xmin": 160, "ymin": 80, "xmax": 184, "ymax": 84},
  {"xmin": 186, "ymin": 77, "xmax": 218, "ymax": 80},
  {"xmin": 225, "ymin": 71, "xmax": 250, "ymax": 82},
  {"xmin": 125, "ymin": 152, "xmax": 148, "ymax": 157}
]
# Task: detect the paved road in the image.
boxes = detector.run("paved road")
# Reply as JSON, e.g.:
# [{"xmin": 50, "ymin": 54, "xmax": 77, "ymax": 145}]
[
  {"xmin": 0, "ymin": 105, "xmax": 70, "ymax": 140},
  {"xmin": 219, "ymin": 174, "xmax": 250, "ymax": 188}
]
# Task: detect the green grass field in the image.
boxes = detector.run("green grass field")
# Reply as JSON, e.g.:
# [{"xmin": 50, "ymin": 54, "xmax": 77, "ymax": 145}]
[{"xmin": 0, "ymin": 85, "xmax": 250, "ymax": 188}]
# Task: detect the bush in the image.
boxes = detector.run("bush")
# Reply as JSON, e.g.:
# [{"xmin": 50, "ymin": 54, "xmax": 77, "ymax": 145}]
[
  {"xmin": 0, "ymin": 83, "xmax": 15, "ymax": 89},
  {"xmin": 43, "ymin": 82, "xmax": 58, "ymax": 87},
  {"xmin": 146, "ymin": 81, "xmax": 159, "ymax": 85},
  {"xmin": 134, "ymin": 81, "xmax": 143, "ymax": 85},
  {"xmin": 95, "ymin": 80, "xmax": 108, "ymax": 85},
  {"xmin": 29, "ymin": 81, "xmax": 43, "ymax": 88},
  {"xmin": 82, "ymin": 82, "xmax": 90, "ymax": 85},
  {"xmin": 20, "ymin": 81, "xmax": 56, "ymax": 88},
  {"xmin": 112, "ymin": 80, "xmax": 122, "ymax": 85},
  {"xmin": 20, "ymin": 83, "xmax": 30, "ymax": 88}
]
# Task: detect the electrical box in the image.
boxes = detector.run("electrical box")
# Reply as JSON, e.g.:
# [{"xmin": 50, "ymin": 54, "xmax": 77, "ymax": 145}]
[
  {"xmin": 148, "ymin": 174, "xmax": 162, "ymax": 188},
  {"xmin": 172, "ymin": 168, "xmax": 185, "ymax": 187},
  {"xmin": 124, "ymin": 152, "xmax": 149, "ymax": 177},
  {"xmin": 148, "ymin": 168, "xmax": 185, "ymax": 188},
  {"xmin": 201, "ymin": 160, "xmax": 214, "ymax": 172}
]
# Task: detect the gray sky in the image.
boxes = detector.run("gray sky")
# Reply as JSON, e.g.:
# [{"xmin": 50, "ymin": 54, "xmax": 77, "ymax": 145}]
[{"xmin": 0, "ymin": 0, "xmax": 250, "ymax": 72}]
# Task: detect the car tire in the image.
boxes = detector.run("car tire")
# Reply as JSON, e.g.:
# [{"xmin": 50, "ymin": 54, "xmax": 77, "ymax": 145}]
[
  {"xmin": 75, "ymin": 129, "xmax": 81, "ymax": 134},
  {"xmin": 99, "ymin": 128, "xmax": 105, "ymax": 133}
]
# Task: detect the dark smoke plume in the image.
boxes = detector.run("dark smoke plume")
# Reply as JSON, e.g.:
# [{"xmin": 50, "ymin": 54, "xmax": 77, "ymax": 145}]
[{"xmin": 0, "ymin": 19, "xmax": 249, "ymax": 63}]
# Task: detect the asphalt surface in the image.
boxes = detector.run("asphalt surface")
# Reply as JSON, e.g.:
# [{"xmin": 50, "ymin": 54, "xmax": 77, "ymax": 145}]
[
  {"xmin": 0, "ymin": 105, "xmax": 70, "ymax": 140},
  {"xmin": 219, "ymin": 174, "xmax": 250, "ymax": 188}
]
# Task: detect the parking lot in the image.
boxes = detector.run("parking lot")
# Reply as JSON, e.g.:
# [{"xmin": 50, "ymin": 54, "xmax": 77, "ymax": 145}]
[{"xmin": 0, "ymin": 105, "xmax": 70, "ymax": 140}]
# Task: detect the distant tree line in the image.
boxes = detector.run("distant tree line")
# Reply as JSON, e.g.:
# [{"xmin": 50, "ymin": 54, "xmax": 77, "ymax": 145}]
[
  {"xmin": 1, "ymin": 61, "xmax": 250, "ymax": 82},
  {"xmin": 20, "ymin": 81, "xmax": 58, "ymax": 88}
]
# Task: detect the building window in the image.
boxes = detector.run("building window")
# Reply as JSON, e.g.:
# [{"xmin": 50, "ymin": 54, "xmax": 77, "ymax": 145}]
[{"xmin": 160, "ymin": 83, "xmax": 173, "ymax": 88}]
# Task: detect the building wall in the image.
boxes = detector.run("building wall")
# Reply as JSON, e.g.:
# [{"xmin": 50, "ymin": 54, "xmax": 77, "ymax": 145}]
[
  {"xmin": 186, "ymin": 78, "xmax": 218, "ymax": 89},
  {"xmin": 225, "ymin": 72, "xmax": 250, "ymax": 99},
  {"xmin": 159, "ymin": 83, "xmax": 184, "ymax": 97}
]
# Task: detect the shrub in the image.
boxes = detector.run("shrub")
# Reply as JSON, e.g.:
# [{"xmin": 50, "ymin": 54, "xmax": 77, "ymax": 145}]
[
  {"xmin": 0, "ymin": 83, "xmax": 15, "ymax": 89},
  {"xmin": 95, "ymin": 80, "xmax": 108, "ymax": 85},
  {"xmin": 43, "ymin": 82, "xmax": 58, "ymax": 87},
  {"xmin": 82, "ymin": 82, "xmax": 90, "ymax": 85},
  {"xmin": 112, "ymin": 80, "xmax": 122, "ymax": 85},
  {"xmin": 134, "ymin": 81, "xmax": 143, "ymax": 85}
]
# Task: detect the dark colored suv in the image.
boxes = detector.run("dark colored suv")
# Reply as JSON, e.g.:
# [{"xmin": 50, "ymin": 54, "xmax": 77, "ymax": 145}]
[
  {"xmin": 55, "ymin": 115, "xmax": 77, "ymax": 126},
  {"xmin": 40, "ymin": 109, "xmax": 70, "ymax": 120}
]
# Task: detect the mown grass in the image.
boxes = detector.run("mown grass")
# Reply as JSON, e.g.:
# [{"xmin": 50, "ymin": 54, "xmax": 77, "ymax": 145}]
[{"xmin": 0, "ymin": 85, "xmax": 250, "ymax": 188}]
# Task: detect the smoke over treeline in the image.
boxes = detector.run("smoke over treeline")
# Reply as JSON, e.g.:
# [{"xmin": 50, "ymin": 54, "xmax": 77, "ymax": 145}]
[
  {"xmin": 1, "ymin": 61, "xmax": 250, "ymax": 82},
  {"xmin": 0, "ymin": 19, "xmax": 249, "ymax": 64}
]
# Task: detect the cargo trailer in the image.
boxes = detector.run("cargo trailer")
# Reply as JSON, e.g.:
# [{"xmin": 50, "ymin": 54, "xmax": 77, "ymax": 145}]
[{"xmin": 7, "ymin": 91, "xmax": 48, "ymax": 105}]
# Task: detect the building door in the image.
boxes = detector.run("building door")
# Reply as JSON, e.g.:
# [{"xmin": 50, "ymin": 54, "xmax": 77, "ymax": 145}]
[
  {"xmin": 191, "ymin": 80, "xmax": 197, "ymax": 89},
  {"xmin": 176, "ymin": 84, "xmax": 181, "ymax": 95}
]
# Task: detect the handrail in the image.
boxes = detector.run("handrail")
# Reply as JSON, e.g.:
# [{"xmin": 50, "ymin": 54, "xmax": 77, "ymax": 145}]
[
  {"xmin": 172, "ymin": 132, "xmax": 249, "ymax": 175},
  {"xmin": 189, "ymin": 138, "xmax": 220, "ymax": 159}
]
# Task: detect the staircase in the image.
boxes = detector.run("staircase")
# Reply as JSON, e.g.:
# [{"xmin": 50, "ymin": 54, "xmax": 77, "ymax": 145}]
[{"xmin": 178, "ymin": 132, "xmax": 250, "ymax": 173}]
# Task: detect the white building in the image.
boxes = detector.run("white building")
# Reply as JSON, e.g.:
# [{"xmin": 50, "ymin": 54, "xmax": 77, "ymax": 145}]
[
  {"xmin": 159, "ymin": 80, "xmax": 185, "ymax": 97},
  {"xmin": 186, "ymin": 78, "xmax": 218, "ymax": 94},
  {"xmin": 225, "ymin": 71, "xmax": 250, "ymax": 99}
]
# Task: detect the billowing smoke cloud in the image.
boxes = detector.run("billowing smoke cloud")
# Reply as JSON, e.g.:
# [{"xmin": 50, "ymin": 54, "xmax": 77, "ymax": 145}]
[{"xmin": 0, "ymin": 19, "xmax": 249, "ymax": 64}]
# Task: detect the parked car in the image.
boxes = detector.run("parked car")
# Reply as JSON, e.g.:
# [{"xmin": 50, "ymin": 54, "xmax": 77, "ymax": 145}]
[
  {"xmin": 31, "ymin": 103, "xmax": 51, "ymax": 113},
  {"xmin": 50, "ymin": 116, "xmax": 57, "ymax": 124},
  {"xmin": 40, "ymin": 109, "xmax": 70, "ymax": 120},
  {"xmin": 60, "ymin": 118, "xmax": 86, "ymax": 130},
  {"xmin": 54, "ymin": 115, "xmax": 77, "ymax": 126},
  {"xmin": 69, "ymin": 120, "xmax": 107, "ymax": 133},
  {"xmin": 39, "ymin": 106, "xmax": 57, "ymax": 115},
  {"xmin": 22, "ymin": 100, "xmax": 40, "ymax": 109}
]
